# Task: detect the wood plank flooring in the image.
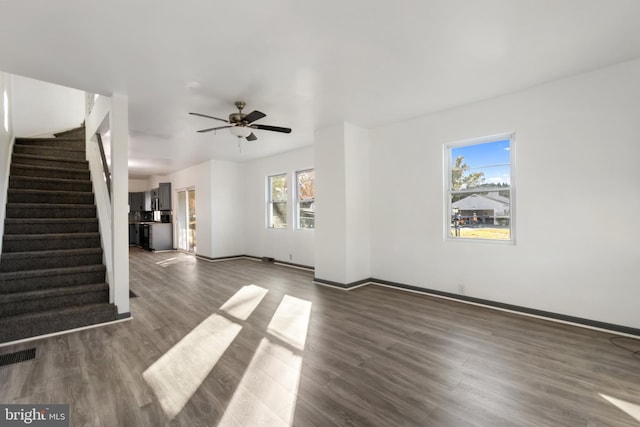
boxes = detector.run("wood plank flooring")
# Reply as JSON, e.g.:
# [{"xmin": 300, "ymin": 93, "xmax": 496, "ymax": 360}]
[{"xmin": 1, "ymin": 247, "xmax": 639, "ymax": 426}]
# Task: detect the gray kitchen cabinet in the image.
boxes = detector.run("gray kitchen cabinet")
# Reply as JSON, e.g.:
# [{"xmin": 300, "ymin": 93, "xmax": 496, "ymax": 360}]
[
  {"xmin": 144, "ymin": 191, "xmax": 152, "ymax": 211},
  {"xmin": 128, "ymin": 192, "xmax": 144, "ymax": 212},
  {"xmin": 158, "ymin": 183, "xmax": 172, "ymax": 211}
]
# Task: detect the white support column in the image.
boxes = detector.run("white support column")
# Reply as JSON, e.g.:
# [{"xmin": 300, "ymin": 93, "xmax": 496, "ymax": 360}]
[
  {"xmin": 314, "ymin": 122, "xmax": 371, "ymax": 287},
  {"xmin": 110, "ymin": 93, "xmax": 129, "ymax": 315}
]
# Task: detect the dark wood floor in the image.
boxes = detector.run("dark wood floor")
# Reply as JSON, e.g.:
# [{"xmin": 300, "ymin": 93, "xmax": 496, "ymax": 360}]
[{"xmin": 1, "ymin": 247, "xmax": 639, "ymax": 426}]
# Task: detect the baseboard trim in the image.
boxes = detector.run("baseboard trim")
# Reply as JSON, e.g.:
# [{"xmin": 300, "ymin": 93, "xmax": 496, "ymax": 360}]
[
  {"xmin": 313, "ymin": 277, "xmax": 372, "ymax": 290},
  {"xmin": 196, "ymin": 253, "xmax": 314, "ymax": 271},
  {"xmin": 196, "ymin": 254, "xmax": 247, "ymax": 262}
]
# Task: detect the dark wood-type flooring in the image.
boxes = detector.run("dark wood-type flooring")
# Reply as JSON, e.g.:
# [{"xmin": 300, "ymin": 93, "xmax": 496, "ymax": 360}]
[{"xmin": 1, "ymin": 247, "xmax": 639, "ymax": 426}]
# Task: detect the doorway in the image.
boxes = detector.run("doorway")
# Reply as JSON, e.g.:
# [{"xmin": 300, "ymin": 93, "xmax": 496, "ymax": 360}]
[{"xmin": 177, "ymin": 188, "xmax": 196, "ymax": 252}]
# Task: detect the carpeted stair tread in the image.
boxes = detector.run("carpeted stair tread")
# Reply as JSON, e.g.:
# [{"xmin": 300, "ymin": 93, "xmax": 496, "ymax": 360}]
[
  {"xmin": 0, "ymin": 303, "xmax": 117, "ymax": 343},
  {"xmin": 11, "ymin": 153, "xmax": 89, "ymax": 167},
  {"xmin": 2, "ymin": 232, "xmax": 100, "ymax": 252},
  {"xmin": 13, "ymin": 143, "xmax": 85, "ymax": 154},
  {"xmin": 3, "ymin": 232, "xmax": 99, "ymax": 240},
  {"xmin": 0, "ymin": 283, "xmax": 108, "ymax": 304},
  {"xmin": 0, "ymin": 247, "xmax": 103, "ymax": 272},
  {"xmin": 1, "ymin": 247, "xmax": 102, "ymax": 259},
  {"xmin": 11, "ymin": 163, "xmax": 89, "ymax": 175},
  {"xmin": 8, "ymin": 176, "xmax": 92, "ymax": 192},
  {"xmin": 0, "ymin": 264, "xmax": 106, "ymax": 281},
  {"xmin": 7, "ymin": 188, "xmax": 94, "ymax": 205},
  {"xmin": 3, "ymin": 218, "xmax": 98, "ymax": 234},
  {"xmin": 6, "ymin": 203, "xmax": 96, "ymax": 219}
]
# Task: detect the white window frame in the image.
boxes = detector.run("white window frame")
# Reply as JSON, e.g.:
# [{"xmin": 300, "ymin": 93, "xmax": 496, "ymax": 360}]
[
  {"xmin": 267, "ymin": 173, "xmax": 288, "ymax": 229},
  {"xmin": 295, "ymin": 168, "xmax": 315, "ymax": 230},
  {"xmin": 444, "ymin": 132, "xmax": 516, "ymax": 244}
]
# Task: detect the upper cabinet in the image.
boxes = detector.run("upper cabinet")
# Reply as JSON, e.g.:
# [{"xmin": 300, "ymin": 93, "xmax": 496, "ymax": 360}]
[
  {"xmin": 158, "ymin": 183, "xmax": 172, "ymax": 211},
  {"xmin": 128, "ymin": 192, "xmax": 145, "ymax": 212}
]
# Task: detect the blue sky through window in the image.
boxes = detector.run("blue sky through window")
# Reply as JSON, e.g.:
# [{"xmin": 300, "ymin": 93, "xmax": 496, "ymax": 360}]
[{"xmin": 452, "ymin": 139, "xmax": 511, "ymax": 186}]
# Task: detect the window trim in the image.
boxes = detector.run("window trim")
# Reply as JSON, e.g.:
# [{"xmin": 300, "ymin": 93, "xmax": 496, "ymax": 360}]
[
  {"xmin": 295, "ymin": 168, "xmax": 315, "ymax": 230},
  {"xmin": 444, "ymin": 132, "xmax": 516, "ymax": 244},
  {"xmin": 267, "ymin": 173, "xmax": 288, "ymax": 229}
]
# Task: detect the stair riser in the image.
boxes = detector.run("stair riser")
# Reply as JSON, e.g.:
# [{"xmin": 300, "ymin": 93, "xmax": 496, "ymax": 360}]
[
  {"xmin": 10, "ymin": 165, "xmax": 90, "ymax": 180},
  {"xmin": 3, "ymin": 221, "xmax": 99, "ymax": 234},
  {"xmin": 13, "ymin": 145, "xmax": 85, "ymax": 160},
  {"xmin": 11, "ymin": 156, "xmax": 88, "ymax": 169},
  {"xmin": 0, "ymin": 252, "xmax": 103, "ymax": 272},
  {"xmin": 8, "ymin": 177, "xmax": 92, "ymax": 192},
  {"xmin": 15, "ymin": 139, "xmax": 85, "ymax": 150},
  {"xmin": 8, "ymin": 192, "xmax": 94, "ymax": 205},
  {"xmin": 3, "ymin": 236, "xmax": 101, "ymax": 252},
  {"xmin": 0, "ymin": 304, "xmax": 116, "ymax": 343},
  {"xmin": 0, "ymin": 289, "xmax": 108, "ymax": 317},
  {"xmin": 6, "ymin": 206, "xmax": 96, "ymax": 219},
  {"xmin": 0, "ymin": 270, "xmax": 106, "ymax": 293}
]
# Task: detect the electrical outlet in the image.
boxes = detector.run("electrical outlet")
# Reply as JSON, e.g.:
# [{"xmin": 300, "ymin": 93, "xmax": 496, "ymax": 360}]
[
  {"xmin": 458, "ymin": 284, "xmax": 465, "ymax": 295},
  {"xmin": 289, "ymin": 253, "xmax": 293, "ymax": 260}
]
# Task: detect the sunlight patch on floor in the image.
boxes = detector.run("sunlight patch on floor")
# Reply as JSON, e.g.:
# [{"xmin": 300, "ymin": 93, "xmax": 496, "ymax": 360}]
[
  {"xmin": 218, "ymin": 295, "xmax": 312, "ymax": 426},
  {"xmin": 143, "ymin": 285, "xmax": 268, "ymax": 419},
  {"xmin": 600, "ymin": 393, "xmax": 640, "ymax": 422}
]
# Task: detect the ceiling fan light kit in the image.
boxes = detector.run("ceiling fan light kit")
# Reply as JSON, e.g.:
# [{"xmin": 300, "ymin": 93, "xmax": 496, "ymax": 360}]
[
  {"xmin": 190, "ymin": 101, "xmax": 292, "ymax": 145},
  {"xmin": 230, "ymin": 126, "xmax": 252, "ymax": 138}
]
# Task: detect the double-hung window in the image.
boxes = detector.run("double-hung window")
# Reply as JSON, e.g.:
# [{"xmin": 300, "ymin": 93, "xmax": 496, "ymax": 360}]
[
  {"xmin": 446, "ymin": 133, "xmax": 514, "ymax": 242},
  {"xmin": 268, "ymin": 174, "xmax": 287, "ymax": 228},
  {"xmin": 296, "ymin": 169, "xmax": 315, "ymax": 229}
]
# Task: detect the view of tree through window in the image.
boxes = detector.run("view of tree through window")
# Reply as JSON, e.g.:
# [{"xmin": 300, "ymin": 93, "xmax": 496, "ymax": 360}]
[
  {"xmin": 447, "ymin": 136, "xmax": 513, "ymax": 241},
  {"xmin": 268, "ymin": 174, "xmax": 287, "ymax": 228},
  {"xmin": 296, "ymin": 169, "xmax": 315, "ymax": 229}
]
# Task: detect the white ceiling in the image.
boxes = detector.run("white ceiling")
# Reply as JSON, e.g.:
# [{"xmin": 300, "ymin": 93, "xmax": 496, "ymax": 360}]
[{"xmin": 1, "ymin": 0, "xmax": 640, "ymax": 178}]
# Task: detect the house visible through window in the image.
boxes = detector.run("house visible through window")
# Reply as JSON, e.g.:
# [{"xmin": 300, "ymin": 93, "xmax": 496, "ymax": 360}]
[
  {"xmin": 296, "ymin": 169, "xmax": 315, "ymax": 229},
  {"xmin": 446, "ymin": 134, "xmax": 514, "ymax": 242},
  {"xmin": 268, "ymin": 174, "xmax": 287, "ymax": 228}
]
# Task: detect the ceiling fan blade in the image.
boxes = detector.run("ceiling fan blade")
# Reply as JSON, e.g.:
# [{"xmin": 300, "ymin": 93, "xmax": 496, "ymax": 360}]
[
  {"xmin": 251, "ymin": 124, "xmax": 292, "ymax": 134},
  {"xmin": 189, "ymin": 112, "xmax": 229, "ymax": 123},
  {"xmin": 246, "ymin": 132, "xmax": 257, "ymax": 141},
  {"xmin": 243, "ymin": 110, "xmax": 266, "ymax": 124},
  {"xmin": 197, "ymin": 125, "xmax": 232, "ymax": 133}
]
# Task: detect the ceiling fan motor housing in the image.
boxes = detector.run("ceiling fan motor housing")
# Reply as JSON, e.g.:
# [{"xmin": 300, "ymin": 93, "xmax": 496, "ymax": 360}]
[{"xmin": 229, "ymin": 112, "xmax": 246, "ymax": 124}]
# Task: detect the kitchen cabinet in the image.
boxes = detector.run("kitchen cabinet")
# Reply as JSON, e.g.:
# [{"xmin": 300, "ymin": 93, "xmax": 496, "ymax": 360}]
[
  {"xmin": 144, "ymin": 191, "xmax": 151, "ymax": 211},
  {"xmin": 128, "ymin": 192, "xmax": 144, "ymax": 212},
  {"xmin": 158, "ymin": 183, "xmax": 172, "ymax": 211},
  {"xmin": 149, "ymin": 223, "xmax": 173, "ymax": 251},
  {"xmin": 129, "ymin": 224, "xmax": 136, "ymax": 245}
]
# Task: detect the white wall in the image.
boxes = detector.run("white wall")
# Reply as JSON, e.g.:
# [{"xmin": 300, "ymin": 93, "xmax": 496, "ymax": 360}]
[
  {"xmin": 0, "ymin": 72, "xmax": 14, "ymax": 254},
  {"xmin": 369, "ymin": 58, "xmax": 640, "ymax": 329},
  {"xmin": 11, "ymin": 75, "xmax": 84, "ymax": 137},
  {"xmin": 128, "ymin": 179, "xmax": 149, "ymax": 192},
  {"xmin": 243, "ymin": 147, "xmax": 315, "ymax": 266},
  {"xmin": 211, "ymin": 160, "xmax": 244, "ymax": 257}
]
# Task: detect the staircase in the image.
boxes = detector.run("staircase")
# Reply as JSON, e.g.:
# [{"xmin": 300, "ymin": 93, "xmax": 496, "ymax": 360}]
[{"xmin": 0, "ymin": 126, "xmax": 117, "ymax": 343}]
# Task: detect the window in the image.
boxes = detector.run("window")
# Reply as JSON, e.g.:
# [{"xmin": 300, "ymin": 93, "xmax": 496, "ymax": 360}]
[
  {"xmin": 268, "ymin": 174, "xmax": 287, "ymax": 228},
  {"xmin": 446, "ymin": 134, "xmax": 514, "ymax": 242},
  {"xmin": 296, "ymin": 169, "xmax": 315, "ymax": 229}
]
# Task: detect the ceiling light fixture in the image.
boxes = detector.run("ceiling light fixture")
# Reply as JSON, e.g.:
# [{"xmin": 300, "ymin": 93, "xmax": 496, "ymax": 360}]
[{"xmin": 229, "ymin": 126, "xmax": 252, "ymax": 138}]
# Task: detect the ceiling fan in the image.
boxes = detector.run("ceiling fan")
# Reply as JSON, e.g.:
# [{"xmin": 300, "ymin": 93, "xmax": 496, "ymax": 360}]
[{"xmin": 189, "ymin": 101, "xmax": 292, "ymax": 141}]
